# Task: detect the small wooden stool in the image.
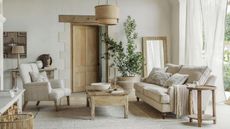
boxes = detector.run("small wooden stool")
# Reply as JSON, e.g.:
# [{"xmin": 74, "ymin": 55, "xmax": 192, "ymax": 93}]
[{"xmin": 187, "ymin": 85, "xmax": 216, "ymax": 127}]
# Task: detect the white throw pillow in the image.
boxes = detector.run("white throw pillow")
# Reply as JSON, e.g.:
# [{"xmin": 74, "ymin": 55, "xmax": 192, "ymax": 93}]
[
  {"xmin": 163, "ymin": 73, "xmax": 189, "ymax": 88},
  {"xmin": 29, "ymin": 71, "xmax": 49, "ymax": 82},
  {"xmin": 145, "ymin": 67, "xmax": 172, "ymax": 86}
]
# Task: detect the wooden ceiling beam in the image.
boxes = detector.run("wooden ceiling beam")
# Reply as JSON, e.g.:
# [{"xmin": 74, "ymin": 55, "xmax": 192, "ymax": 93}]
[{"xmin": 59, "ymin": 15, "xmax": 98, "ymax": 24}]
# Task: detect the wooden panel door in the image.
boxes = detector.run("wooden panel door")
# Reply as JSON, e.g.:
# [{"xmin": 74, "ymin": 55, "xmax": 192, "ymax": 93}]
[{"xmin": 72, "ymin": 25, "xmax": 99, "ymax": 92}]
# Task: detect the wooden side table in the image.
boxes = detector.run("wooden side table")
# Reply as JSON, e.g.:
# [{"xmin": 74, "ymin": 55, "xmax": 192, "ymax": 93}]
[{"xmin": 187, "ymin": 85, "xmax": 216, "ymax": 127}]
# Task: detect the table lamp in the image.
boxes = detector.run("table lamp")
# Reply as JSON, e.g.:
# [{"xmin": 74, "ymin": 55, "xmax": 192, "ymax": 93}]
[{"xmin": 12, "ymin": 46, "xmax": 24, "ymax": 68}]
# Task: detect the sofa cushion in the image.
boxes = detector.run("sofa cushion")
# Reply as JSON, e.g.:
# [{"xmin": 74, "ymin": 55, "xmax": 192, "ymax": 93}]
[
  {"xmin": 143, "ymin": 85, "xmax": 170, "ymax": 104},
  {"xmin": 163, "ymin": 73, "xmax": 189, "ymax": 88},
  {"xmin": 166, "ymin": 64, "xmax": 182, "ymax": 74},
  {"xmin": 144, "ymin": 70, "xmax": 172, "ymax": 86},
  {"xmin": 178, "ymin": 65, "xmax": 211, "ymax": 85},
  {"xmin": 134, "ymin": 82, "xmax": 157, "ymax": 93}
]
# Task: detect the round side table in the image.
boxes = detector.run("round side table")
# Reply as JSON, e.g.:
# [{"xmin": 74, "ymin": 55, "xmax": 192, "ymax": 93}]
[{"xmin": 187, "ymin": 85, "xmax": 216, "ymax": 127}]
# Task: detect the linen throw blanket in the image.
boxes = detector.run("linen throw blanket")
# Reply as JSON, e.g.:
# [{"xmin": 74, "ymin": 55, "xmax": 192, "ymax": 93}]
[{"xmin": 169, "ymin": 84, "xmax": 211, "ymax": 118}]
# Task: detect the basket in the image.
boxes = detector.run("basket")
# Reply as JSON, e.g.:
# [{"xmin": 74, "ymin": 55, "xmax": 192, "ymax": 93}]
[{"xmin": 0, "ymin": 113, "xmax": 34, "ymax": 129}]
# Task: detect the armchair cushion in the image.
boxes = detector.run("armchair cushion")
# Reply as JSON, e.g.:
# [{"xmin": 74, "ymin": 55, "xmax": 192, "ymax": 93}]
[
  {"xmin": 49, "ymin": 79, "xmax": 65, "ymax": 89},
  {"xmin": 20, "ymin": 63, "xmax": 39, "ymax": 84},
  {"xmin": 49, "ymin": 88, "xmax": 71, "ymax": 101},
  {"xmin": 29, "ymin": 71, "xmax": 49, "ymax": 82}
]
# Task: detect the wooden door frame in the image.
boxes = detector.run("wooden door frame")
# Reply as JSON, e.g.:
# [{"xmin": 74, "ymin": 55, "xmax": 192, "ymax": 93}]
[{"xmin": 59, "ymin": 15, "xmax": 109, "ymax": 92}]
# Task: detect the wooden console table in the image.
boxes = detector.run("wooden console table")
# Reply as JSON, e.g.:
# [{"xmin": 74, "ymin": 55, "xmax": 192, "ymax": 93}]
[
  {"xmin": 0, "ymin": 89, "xmax": 25, "ymax": 116},
  {"xmin": 187, "ymin": 85, "xmax": 216, "ymax": 127},
  {"xmin": 8, "ymin": 67, "xmax": 57, "ymax": 88}
]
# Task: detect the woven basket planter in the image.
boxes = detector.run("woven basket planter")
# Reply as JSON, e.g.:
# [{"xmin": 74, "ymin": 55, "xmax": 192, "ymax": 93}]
[{"xmin": 0, "ymin": 113, "xmax": 34, "ymax": 129}]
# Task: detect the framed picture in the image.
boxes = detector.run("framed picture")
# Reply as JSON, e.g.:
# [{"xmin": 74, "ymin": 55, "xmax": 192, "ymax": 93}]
[{"xmin": 3, "ymin": 32, "xmax": 27, "ymax": 58}]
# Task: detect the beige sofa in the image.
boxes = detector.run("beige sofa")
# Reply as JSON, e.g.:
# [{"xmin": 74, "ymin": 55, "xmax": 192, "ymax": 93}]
[{"xmin": 134, "ymin": 64, "xmax": 216, "ymax": 118}]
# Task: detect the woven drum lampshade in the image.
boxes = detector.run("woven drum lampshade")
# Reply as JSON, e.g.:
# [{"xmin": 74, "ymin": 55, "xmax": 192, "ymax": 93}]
[{"xmin": 95, "ymin": 5, "xmax": 119, "ymax": 25}]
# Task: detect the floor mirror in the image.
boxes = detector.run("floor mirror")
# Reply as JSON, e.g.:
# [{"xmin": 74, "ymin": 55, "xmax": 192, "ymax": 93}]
[{"xmin": 142, "ymin": 36, "xmax": 168, "ymax": 77}]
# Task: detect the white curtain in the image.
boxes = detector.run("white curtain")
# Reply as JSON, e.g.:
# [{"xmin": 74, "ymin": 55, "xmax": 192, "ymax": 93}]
[
  {"xmin": 180, "ymin": 0, "xmax": 227, "ymax": 102},
  {"xmin": 146, "ymin": 41, "xmax": 164, "ymax": 75}
]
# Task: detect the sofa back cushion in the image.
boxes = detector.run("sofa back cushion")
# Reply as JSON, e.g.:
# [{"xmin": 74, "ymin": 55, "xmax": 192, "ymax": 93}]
[
  {"xmin": 178, "ymin": 65, "xmax": 211, "ymax": 85},
  {"xmin": 166, "ymin": 64, "xmax": 182, "ymax": 74}
]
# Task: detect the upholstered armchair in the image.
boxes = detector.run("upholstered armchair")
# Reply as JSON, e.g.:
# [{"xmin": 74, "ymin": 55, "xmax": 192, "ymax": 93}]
[{"xmin": 19, "ymin": 63, "xmax": 71, "ymax": 111}]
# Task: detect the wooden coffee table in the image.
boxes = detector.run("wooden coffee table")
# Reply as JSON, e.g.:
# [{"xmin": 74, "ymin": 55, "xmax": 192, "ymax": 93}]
[{"xmin": 86, "ymin": 87, "xmax": 128, "ymax": 120}]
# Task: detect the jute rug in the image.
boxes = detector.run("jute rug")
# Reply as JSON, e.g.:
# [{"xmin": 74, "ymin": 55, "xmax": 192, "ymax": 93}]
[{"xmin": 24, "ymin": 93, "xmax": 230, "ymax": 129}]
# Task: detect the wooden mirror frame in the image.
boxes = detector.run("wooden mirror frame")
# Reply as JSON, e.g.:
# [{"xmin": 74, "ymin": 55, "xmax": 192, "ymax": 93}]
[{"xmin": 142, "ymin": 36, "xmax": 168, "ymax": 77}]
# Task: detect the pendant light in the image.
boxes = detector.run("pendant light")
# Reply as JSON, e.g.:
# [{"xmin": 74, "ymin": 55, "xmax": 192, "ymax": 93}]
[{"xmin": 95, "ymin": 0, "xmax": 119, "ymax": 25}]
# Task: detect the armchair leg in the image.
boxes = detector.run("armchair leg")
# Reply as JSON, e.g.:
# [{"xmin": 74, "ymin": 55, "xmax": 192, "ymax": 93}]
[
  {"xmin": 23, "ymin": 101, "xmax": 28, "ymax": 111},
  {"xmin": 162, "ymin": 113, "xmax": 167, "ymax": 119},
  {"xmin": 54, "ymin": 101, "xmax": 58, "ymax": 111},
  {"xmin": 36, "ymin": 101, "xmax": 40, "ymax": 106},
  {"xmin": 67, "ymin": 96, "xmax": 70, "ymax": 106}
]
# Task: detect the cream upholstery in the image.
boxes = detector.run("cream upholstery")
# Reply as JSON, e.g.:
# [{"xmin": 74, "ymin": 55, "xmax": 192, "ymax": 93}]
[
  {"xmin": 19, "ymin": 63, "xmax": 71, "ymax": 110},
  {"xmin": 178, "ymin": 65, "xmax": 211, "ymax": 84},
  {"xmin": 134, "ymin": 82, "xmax": 169, "ymax": 104},
  {"xmin": 134, "ymin": 65, "xmax": 216, "ymax": 118},
  {"xmin": 166, "ymin": 64, "xmax": 182, "ymax": 74}
]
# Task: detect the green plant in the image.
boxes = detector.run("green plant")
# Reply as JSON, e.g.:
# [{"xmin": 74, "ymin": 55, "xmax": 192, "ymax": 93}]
[
  {"xmin": 104, "ymin": 16, "xmax": 144, "ymax": 77},
  {"xmin": 225, "ymin": 13, "xmax": 230, "ymax": 41},
  {"xmin": 224, "ymin": 63, "xmax": 230, "ymax": 91}
]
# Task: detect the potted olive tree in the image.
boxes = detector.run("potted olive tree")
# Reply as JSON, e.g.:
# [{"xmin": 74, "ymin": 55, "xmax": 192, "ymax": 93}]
[{"xmin": 105, "ymin": 16, "xmax": 143, "ymax": 92}]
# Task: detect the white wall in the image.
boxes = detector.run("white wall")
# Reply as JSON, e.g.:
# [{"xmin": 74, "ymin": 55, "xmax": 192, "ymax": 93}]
[
  {"xmin": 3, "ymin": 0, "xmax": 179, "ymax": 89},
  {"xmin": 0, "ymin": 0, "xmax": 6, "ymax": 90}
]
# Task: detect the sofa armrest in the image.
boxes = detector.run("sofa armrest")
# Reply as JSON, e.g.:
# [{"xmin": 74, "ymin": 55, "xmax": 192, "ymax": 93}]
[
  {"xmin": 24, "ymin": 82, "xmax": 52, "ymax": 101},
  {"xmin": 49, "ymin": 79, "xmax": 65, "ymax": 89},
  {"xmin": 141, "ymin": 77, "xmax": 147, "ymax": 82}
]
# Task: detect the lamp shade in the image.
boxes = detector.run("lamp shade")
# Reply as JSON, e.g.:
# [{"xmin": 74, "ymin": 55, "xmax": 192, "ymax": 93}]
[
  {"xmin": 95, "ymin": 5, "xmax": 119, "ymax": 25},
  {"xmin": 12, "ymin": 46, "xmax": 24, "ymax": 54}
]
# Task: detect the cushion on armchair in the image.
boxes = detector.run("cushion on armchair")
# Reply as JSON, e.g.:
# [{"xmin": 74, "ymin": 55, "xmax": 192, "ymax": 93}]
[{"xmin": 29, "ymin": 71, "xmax": 49, "ymax": 82}]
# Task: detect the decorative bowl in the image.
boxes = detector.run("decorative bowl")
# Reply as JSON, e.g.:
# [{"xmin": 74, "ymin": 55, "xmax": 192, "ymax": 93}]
[{"xmin": 88, "ymin": 83, "xmax": 111, "ymax": 91}]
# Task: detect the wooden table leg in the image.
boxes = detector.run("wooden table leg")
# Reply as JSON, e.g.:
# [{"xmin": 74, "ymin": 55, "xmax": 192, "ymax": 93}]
[
  {"xmin": 124, "ymin": 96, "xmax": 128, "ymax": 119},
  {"xmin": 86, "ymin": 96, "xmax": 89, "ymax": 107},
  {"xmin": 12, "ymin": 71, "xmax": 17, "ymax": 89},
  {"xmin": 212, "ymin": 90, "xmax": 216, "ymax": 124},
  {"xmin": 197, "ymin": 90, "xmax": 202, "ymax": 127},
  {"xmin": 91, "ymin": 97, "xmax": 95, "ymax": 120},
  {"xmin": 189, "ymin": 89, "xmax": 193, "ymax": 122}
]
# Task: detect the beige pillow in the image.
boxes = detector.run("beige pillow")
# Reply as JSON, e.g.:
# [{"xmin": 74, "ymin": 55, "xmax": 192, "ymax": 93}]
[
  {"xmin": 164, "ymin": 73, "xmax": 189, "ymax": 88},
  {"xmin": 166, "ymin": 64, "xmax": 182, "ymax": 74},
  {"xmin": 29, "ymin": 71, "xmax": 49, "ymax": 82},
  {"xmin": 178, "ymin": 65, "xmax": 211, "ymax": 85},
  {"xmin": 145, "ymin": 71, "xmax": 172, "ymax": 86}
]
